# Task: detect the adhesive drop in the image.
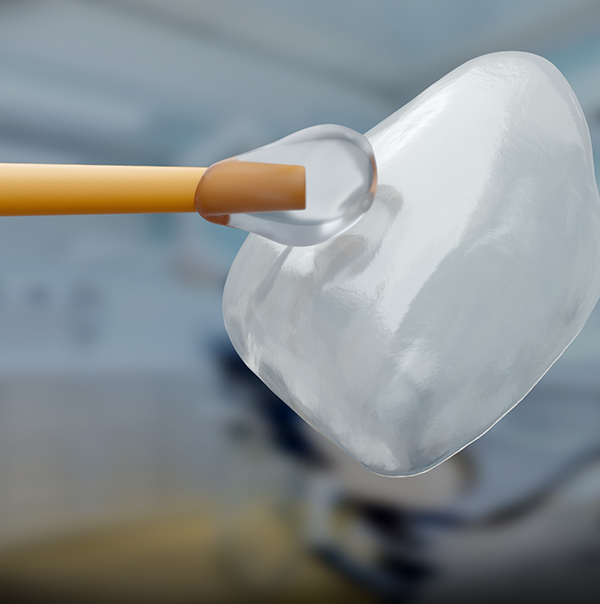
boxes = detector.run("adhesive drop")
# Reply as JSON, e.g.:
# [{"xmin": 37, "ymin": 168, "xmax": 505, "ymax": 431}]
[{"xmin": 227, "ymin": 125, "xmax": 376, "ymax": 246}]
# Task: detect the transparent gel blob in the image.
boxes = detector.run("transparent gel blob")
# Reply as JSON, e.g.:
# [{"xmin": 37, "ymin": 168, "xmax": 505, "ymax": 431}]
[
  {"xmin": 223, "ymin": 52, "xmax": 600, "ymax": 476},
  {"xmin": 228, "ymin": 125, "xmax": 376, "ymax": 246}
]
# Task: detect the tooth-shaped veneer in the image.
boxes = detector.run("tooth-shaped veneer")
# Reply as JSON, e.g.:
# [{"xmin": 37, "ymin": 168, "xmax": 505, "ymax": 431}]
[{"xmin": 223, "ymin": 52, "xmax": 600, "ymax": 476}]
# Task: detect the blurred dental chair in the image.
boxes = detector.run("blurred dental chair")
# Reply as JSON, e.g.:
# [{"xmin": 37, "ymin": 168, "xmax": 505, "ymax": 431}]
[{"xmin": 215, "ymin": 333, "xmax": 600, "ymax": 602}]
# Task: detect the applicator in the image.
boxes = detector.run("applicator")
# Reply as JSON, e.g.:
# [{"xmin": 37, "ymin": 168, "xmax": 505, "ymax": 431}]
[{"xmin": 0, "ymin": 124, "xmax": 377, "ymax": 247}]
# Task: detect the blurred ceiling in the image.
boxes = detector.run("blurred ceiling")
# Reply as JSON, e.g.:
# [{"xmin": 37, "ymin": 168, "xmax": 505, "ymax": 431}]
[{"xmin": 1, "ymin": 0, "xmax": 600, "ymax": 169}]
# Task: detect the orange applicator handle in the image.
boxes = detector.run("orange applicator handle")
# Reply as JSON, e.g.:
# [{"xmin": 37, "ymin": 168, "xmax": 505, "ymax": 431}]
[
  {"xmin": 0, "ymin": 161, "xmax": 306, "ymax": 218},
  {"xmin": 0, "ymin": 163, "xmax": 206, "ymax": 215}
]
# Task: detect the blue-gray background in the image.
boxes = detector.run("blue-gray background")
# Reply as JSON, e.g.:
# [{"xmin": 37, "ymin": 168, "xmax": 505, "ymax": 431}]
[{"xmin": 1, "ymin": 2, "xmax": 600, "ymax": 602}]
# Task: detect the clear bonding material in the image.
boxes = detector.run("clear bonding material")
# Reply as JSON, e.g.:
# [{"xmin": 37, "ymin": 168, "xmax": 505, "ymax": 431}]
[
  {"xmin": 229, "ymin": 125, "xmax": 377, "ymax": 246},
  {"xmin": 223, "ymin": 52, "xmax": 600, "ymax": 476}
]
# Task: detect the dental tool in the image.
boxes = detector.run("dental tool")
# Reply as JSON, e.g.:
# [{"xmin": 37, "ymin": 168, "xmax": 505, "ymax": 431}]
[{"xmin": 0, "ymin": 125, "xmax": 377, "ymax": 247}]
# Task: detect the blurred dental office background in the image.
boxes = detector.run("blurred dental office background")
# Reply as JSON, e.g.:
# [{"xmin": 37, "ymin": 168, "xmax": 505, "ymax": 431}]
[{"xmin": 1, "ymin": 1, "xmax": 600, "ymax": 602}]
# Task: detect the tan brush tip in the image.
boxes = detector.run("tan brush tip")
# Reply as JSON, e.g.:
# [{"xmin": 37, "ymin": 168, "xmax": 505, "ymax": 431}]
[{"xmin": 194, "ymin": 159, "xmax": 306, "ymax": 225}]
